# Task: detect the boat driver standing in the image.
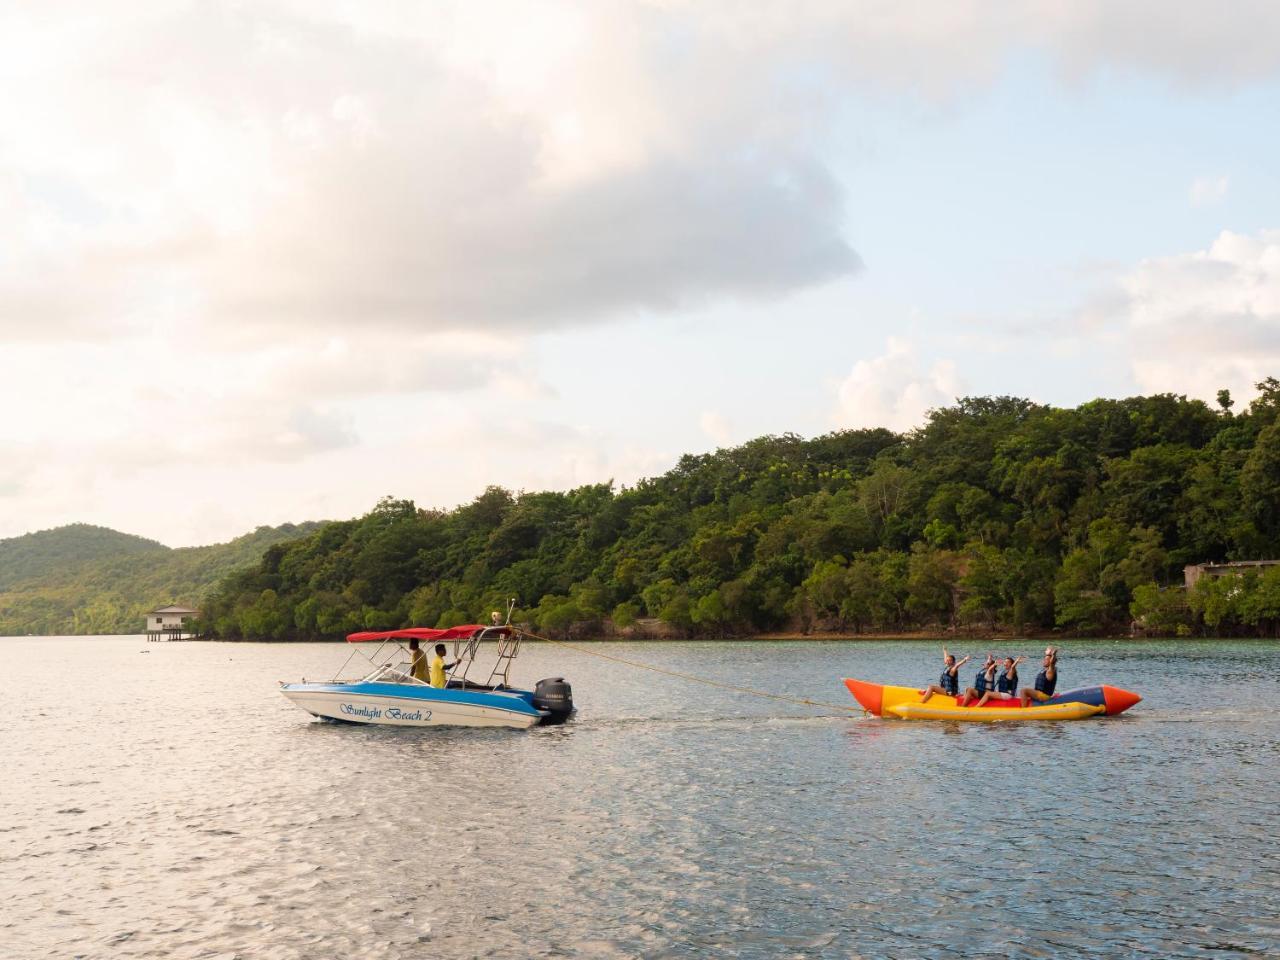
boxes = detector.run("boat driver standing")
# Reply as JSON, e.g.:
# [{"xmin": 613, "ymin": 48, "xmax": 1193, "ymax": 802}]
[{"xmin": 430, "ymin": 643, "xmax": 458, "ymax": 689}]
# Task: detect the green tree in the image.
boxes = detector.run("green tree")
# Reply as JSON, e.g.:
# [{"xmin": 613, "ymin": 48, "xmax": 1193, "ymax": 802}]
[
  {"xmin": 1240, "ymin": 421, "xmax": 1280, "ymax": 540},
  {"xmin": 1187, "ymin": 575, "xmax": 1241, "ymax": 631},
  {"xmin": 1236, "ymin": 567, "xmax": 1280, "ymax": 631},
  {"xmin": 958, "ymin": 545, "xmax": 1006, "ymax": 628},
  {"xmin": 1054, "ymin": 519, "xmax": 1131, "ymax": 632},
  {"xmin": 611, "ymin": 601, "xmax": 641, "ymax": 629},
  {"xmin": 905, "ymin": 546, "xmax": 960, "ymax": 626},
  {"xmin": 1129, "ymin": 583, "xmax": 1192, "ymax": 635},
  {"xmin": 799, "ymin": 558, "xmax": 851, "ymax": 624}
]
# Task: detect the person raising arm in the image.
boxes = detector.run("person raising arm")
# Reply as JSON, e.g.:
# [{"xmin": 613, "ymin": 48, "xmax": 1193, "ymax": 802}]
[
  {"xmin": 920, "ymin": 648, "xmax": 971, "ymax": 703},
  {"xmin": 1019, "ymin": 647, "xmax": 1059, "ymax": 707},
  {"xmin": 957, "ymin": 653, "xmax": 996, "ymax": 707}
]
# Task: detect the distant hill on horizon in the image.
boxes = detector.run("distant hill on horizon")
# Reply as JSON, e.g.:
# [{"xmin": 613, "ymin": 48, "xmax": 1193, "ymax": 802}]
[
  {"xmin": 0, "ymin": 523, "xmax": 167, "ymax": 592},
  {"xmin": 0, "ymin": 520, "xmax": 324, "ymax": 636}
]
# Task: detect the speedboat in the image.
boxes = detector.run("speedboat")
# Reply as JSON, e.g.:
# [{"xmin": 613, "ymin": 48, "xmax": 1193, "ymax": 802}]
[{"xmin": 280, "ymin": 622, "xmax": 574, "ymax": 730}]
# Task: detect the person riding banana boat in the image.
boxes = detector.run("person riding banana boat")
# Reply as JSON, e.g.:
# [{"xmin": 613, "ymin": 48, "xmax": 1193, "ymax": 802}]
[
  {"xmin": 956, "ymin": 653, "xmax": 999, "ymax": 707},
  {"xmin": 1021, "ymin": 647, "xmax": 1059, "ymax": 706},
  {"xmin": 918, "ymin": 647, "xmax": 971, "ymax": 703}
]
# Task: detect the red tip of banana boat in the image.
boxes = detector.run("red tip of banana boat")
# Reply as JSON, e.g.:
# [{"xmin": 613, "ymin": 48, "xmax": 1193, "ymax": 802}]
[
  {"xmin": 843, "ymin": 678, "xmax": 884, "ymax": 716},
  {"xmin": 1101, "ymin": 685, "xmax": 1142, "ymax": 715}
]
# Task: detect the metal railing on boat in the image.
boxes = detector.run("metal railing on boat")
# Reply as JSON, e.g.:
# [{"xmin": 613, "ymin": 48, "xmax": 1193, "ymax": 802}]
[{"xmin": 449, "ymin": 626, "xmax": 519, "ymax": 689}]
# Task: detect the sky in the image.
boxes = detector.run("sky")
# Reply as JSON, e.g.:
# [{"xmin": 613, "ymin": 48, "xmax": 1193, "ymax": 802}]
[{"xmin": 3, "ymin": 1, "xmax": 1280, "ymax": 546}]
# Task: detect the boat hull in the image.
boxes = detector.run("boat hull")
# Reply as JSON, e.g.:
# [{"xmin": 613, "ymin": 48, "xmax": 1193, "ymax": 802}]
[
  {"xmin": 843, "ymin": 678, "xmax": 1140, "ymax": 722},
  {"xmin": 281, "ymin": 681, "xmax": 545, "ymax": 730},
  {"xmin": 889, "ymin": 700, "xmax": 1103, "ymax": 721}
]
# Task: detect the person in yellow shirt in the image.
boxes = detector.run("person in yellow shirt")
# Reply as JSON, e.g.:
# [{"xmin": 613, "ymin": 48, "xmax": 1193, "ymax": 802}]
[
  {"xmin": 429, "ymin": 643, "xmax": 458, "ymax": 688},
  {"xmin": 408, "ymin": 638, "xmax": 429, "ymax": 683}
]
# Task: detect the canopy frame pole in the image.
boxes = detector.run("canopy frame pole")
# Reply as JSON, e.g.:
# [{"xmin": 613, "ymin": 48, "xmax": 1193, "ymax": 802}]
[
  {"xmin": 332, "ymin": 643, "xmax": 363, "ymax": 682},
  {"xmin": 450, "ymin": 631, "xmax": 483, "ymax": 686}
]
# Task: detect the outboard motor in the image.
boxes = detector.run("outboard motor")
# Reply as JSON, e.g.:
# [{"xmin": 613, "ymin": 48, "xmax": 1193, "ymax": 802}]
[{"xmin": 533, "ymin": 677, "xmax": 574, "ymax": 724}]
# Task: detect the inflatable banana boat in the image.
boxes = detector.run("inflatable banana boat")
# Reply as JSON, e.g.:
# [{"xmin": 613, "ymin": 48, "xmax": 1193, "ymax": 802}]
[{"xmin": 843, "ymin": 678, "xmax": 1141, "ymax": 722}]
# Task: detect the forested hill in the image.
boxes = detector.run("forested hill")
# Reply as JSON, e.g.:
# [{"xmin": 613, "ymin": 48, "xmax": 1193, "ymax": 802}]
[
  {"xmin": 0, "ymin": 524, "xmax": 166, "ymax": 591},
  {"xmin": 202, "ymin": 381, "xmax": 1280, "ymax": 641},
  {"xmin": 0, "ymin": 522, "xmax": 323, "ymax": 635}
]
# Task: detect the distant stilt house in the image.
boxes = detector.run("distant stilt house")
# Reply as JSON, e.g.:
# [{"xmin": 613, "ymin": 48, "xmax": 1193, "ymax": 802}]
[{"xmin": 146, "ymin": 605, "xmax": 199, "ymax": 641}]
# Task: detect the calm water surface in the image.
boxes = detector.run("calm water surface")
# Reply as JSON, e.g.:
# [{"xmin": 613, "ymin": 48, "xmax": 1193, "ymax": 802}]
[{"xmin": 2, "ymin": 637, "xmax": 1278, "ymax": 959}]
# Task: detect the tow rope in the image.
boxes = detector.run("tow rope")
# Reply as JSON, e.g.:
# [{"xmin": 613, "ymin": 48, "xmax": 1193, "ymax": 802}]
[{"xmin": 521, "ymin": 631, "xmax": 861, "ymax": 715}]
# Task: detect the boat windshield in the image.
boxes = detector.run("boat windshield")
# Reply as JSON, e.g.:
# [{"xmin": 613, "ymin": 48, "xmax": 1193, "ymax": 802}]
[{"xmin": 360, "ymin": 660, "xmax": 425, "ymax": 685}]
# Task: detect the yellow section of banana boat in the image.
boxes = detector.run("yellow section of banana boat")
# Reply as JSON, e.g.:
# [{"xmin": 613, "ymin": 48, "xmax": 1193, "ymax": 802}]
[
  {"xmin": 877, "ymin": 682, "xmax": 1104, "ymax": 722},
  {"xmin": 889, "ymin": 700, "xmax": 1104, "ymax": 721}
]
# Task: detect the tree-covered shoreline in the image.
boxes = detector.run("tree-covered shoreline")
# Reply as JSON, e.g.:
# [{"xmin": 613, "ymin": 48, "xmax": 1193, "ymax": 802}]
[
  {"xmin": 199, "ymin": 382, "xmax": 1280, "ymax": 642},
  {"xmin": 0, "ymin": 522, "xmax": 323, "ymax": 636}
]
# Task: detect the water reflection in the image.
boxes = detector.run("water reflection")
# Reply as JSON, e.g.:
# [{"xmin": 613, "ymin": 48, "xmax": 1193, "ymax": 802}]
[{"xmin": 1, "ymin": 636, "xmax": 1277, "ymax": 958}]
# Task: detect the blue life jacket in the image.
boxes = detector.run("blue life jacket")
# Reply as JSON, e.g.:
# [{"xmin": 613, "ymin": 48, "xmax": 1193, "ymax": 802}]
[
  {"xmin": 940, "ymin": 668, "xmax": 958, "ymax": 696},
  {"xmin": 1035, "ymin": 667, "xmax": 1057, "ymax": 696},
  {"xmin": 974, "ymin": 670, "xmax": 989, "ymax": 694},
  {"xmin": 997, "ymin": 670, "xmax": 1018, "ymax": 694}
]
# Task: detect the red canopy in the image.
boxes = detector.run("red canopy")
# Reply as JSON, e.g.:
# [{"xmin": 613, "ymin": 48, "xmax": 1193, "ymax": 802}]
[{"xmin": 345, "ymin": 625, "xmax": 507, "ymax": 643}]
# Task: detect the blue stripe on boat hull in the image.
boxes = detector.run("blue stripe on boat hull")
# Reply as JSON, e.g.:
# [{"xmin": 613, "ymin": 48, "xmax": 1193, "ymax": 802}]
[
  {"xmin": 1042, "ymin": 686, "xmax": 1106, "ymax": 708},
  {"xmin": 280, "ymin": 681, "xmax": 544, "ymax": 720}
]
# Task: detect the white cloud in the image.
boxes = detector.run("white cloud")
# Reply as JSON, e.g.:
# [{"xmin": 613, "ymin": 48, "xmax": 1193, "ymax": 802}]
[
  {"xmin": 7, "ymin": 2, "xmax": 1280, "ymax": 344},
  {"xmin": 699, "ymin": 411, "xmax": 733, "ymax": 446},
  {"xmin": 834, "ymin": 338, "xmax": 963, "ymax": 432},
  {"xmin": 0, "ymin": 458, "xmax": 30, "ymax": 499},
  {"xmin": 1189, "ymin": 175, "xmax": 1230, "ymax": 207},
  {"xmin": 0, "ymin": 320, "xmax": 653, "ymax": 543},
  {"xmin": 1036, "ymin": 3, "xmax": 1280, "ymax": 85},
  {"xmin": 405, "ymin": 412, "xmax": 675, "ymax": 500},
  {"xmin": 0, "ymin": 329, "xmax": 535, "ymax": 526},
  {"xmin": 0, "ymin": 395, "xmax": 678, "ymax": 545},
  {"xmin": 0, "ymin": 2, "xmax": 860, "ymax": 344},
  {"xmin": 1093, "ymin": 229, "xmax": 1280, "ymax": 403}
]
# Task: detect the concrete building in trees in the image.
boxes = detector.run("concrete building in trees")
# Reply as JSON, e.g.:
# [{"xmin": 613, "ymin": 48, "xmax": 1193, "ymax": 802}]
[{"xmin": 1183, "ymin": 560, "xmax": 1280, "ymax": 590}]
